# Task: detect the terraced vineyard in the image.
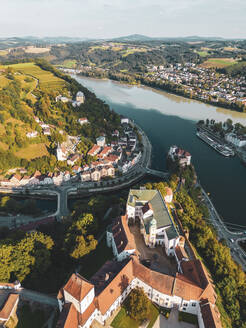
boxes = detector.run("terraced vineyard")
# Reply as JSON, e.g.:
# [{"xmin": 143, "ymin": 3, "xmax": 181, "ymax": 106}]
[{"xmin": 9, "ymin": 62, "xmax": 67, "ymax": 91}]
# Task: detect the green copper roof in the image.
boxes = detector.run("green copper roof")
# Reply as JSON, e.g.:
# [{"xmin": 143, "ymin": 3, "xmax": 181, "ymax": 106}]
[{"xmin": 128, "ymin": 189, "xmax": 178, "ymax": 240}]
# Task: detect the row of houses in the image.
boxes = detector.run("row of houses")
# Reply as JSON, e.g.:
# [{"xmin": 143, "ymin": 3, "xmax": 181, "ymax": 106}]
[
  {"xmin": 81, "ymin": 165, "xmax": 115, "ymax": 182},
  {"xmin": 0, "ymin": 170, "xmax": 71, "ymax": 187}
]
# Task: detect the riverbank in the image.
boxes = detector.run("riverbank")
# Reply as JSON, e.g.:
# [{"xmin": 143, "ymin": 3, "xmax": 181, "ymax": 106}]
[{"xmin": 76, "ymin": 71, "xmax": 245, "ymax": 114}]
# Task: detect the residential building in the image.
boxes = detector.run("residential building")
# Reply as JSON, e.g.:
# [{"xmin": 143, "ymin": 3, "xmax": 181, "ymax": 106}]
[
  {"xmin": 26, "ymin": 131, "xmax": 38, "ymax": 138},
  {"xmin": 88, "ymin": 145, "xmax": 101, "ymax": 157},
  {"xmin": 96, "ymin": 136, "xmax": 106, "ymax": 147},
  {"xmin": 78, "ymin": 118, "xmax": 89, "ymax": 125},
  {"xmin": 76, "ymin": 91, "xmax": 85, "ymax": 104},
  {"xmin": 43, "ymin": 127, "xmax": 51, "ymax": 135},
  {"xmin": 53, "ymin": 172, "xmax": 63, "ymax": 185},
  {"xmin": 81, "ymin": 171, "xmax": 91, "ymax": 182},
  {"xmin": 121, "ymin": 118, "xmax": 130, "ymax": 124},
  {"xmin": 225, "ymin": 133, "xmax": 246, "ymax": 147},
  {"xmin": 97, "ymin": 146, "xmax": 113, "ymax": 159},
  {"xmin": 168, "ymin": 145, "xmax": 191, "ymax": 167},
  {"xmin": 0, "ymin": 294, "xmax": 19, "ymax": 327},
  {"xmin": 57, "ymin": 143, "xmax": 68, "ymax": 161},
  {"xmin": 19, "ymin": 175, "xmax": 30, "ymax": 185},
  {"xmin": 164, "ymin": 187, "xmax": 173, "ymax": 203},
  {"xmin": 9, "ymin": 174, "xmax": 21, "ymax": 186},
  {"xmin": 67, "ymin": 154, "xmax": 80, "ymax": 166},
  {"xmin": 91, "ymin": 169, "xmax": 101, "ymax": 181}
]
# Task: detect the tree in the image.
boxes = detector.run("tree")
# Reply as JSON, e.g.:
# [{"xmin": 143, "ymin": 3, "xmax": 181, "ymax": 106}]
[
  {"xmin": 70, "ymin": 235, "xmax": 97, "ymax": 259},
  {"xmin": 125, "ymin": 287, "xmax": 150, "ymax": 323}
]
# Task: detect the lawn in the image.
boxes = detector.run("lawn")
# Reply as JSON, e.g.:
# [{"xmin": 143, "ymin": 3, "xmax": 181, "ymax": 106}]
[
  {"xmin": 196, "ymin": 51, "xmax": 208, "ymax": 57},
  {"xmin": 200, "ymin": 58, "xmax": 237, "ymax": 68},
  {"xmin": 8, "ymin": 63, "xmax": 66, "ymax": 91},
  {"xmin": 79, "ymin": 237, "xmax": 114, "ymax": 279},
  {"xmin": 16, "ymin": 304, "xmax": 48, "ymax": 328},
  {"xmin": 111, "ymin": 302, "xmax": 159, "ymax": 328},
  {"xmin": 0, "ymin": 50, "xmax": 8, "ymax": 56},
  {"xmin": 61, "ymin": 60, "xmax": 77, "ymax": 68},
  {"xmin": 121, "ymin": 48, "xmax": 147, "ymax": 57},
  {"xmin": 15, "ymin": 143, "xmax": 49, "ymax": 160},
  {"xmin": 111, "ymin": 308, "xmax": 138, "ymax": 328},
  {"xmin": 178, "ymin": 311, "xmax": 198, "ymax": 325}
]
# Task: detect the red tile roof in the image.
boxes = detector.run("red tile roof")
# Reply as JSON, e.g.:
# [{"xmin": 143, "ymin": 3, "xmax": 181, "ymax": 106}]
[
  {"xmin": 133, "ymin": 259, "xmax": 175, "ymax": 296},
  {"xmin": 88, "ymin": 145, "xmax": 101, "ymax": 156},
  {"xmin": 111, "ymin": 216, "xmax": 136, "ymax": 254},
  {"xmin": 200, "ymin": 300, "xmax": 222, "ymax": 328},
  {"xmin": 63, "ymin": 273, "xmax": 94, "ymax": 302},
  {"xmin": 0, "ymin": 294, "xmax": 19, "ymax": 321},
  {"xmin": 95, "ymin": 259, "xmax": 134, "ymax": 315}
]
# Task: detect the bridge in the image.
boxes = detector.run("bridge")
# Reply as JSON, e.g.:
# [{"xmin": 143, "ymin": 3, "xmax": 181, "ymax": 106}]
[{"xmin": 144, "ymin": 168, "xmax": 170, "ymax": 179}]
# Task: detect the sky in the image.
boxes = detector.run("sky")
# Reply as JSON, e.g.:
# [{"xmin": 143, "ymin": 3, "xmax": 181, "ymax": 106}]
[{"xmin": 0, "ymin": 0, "xmax": 245, "ymax": 39}]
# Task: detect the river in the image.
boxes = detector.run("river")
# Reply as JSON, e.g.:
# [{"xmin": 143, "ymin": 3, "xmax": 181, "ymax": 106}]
[{"xmin": 74, "ymin": 76, "xmax": 246, "ymax": 228}]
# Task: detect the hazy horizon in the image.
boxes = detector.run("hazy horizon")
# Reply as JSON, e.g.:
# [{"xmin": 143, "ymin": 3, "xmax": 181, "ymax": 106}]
[{"xmin": 1, "ymin": 0, "xmax": 245, "ymax": 39}]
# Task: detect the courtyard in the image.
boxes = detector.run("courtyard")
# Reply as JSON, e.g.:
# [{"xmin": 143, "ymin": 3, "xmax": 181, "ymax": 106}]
[
  {"xmin": 153, "ymin": 310, "xmax": 198, "ymax": 328},
  {"xmin": 129, "ymin": 224, "xmax": 177, "ymax": 276}
]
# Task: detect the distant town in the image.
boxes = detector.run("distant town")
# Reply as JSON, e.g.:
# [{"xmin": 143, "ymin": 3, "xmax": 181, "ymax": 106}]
[{"xmin": 146, "ymin": 63, "xmax": 246, "ymax": 109}]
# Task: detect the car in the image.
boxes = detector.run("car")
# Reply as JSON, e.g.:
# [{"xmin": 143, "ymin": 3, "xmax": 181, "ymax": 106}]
[{"xmin": 230, "ymin": 238, "xmax": 234, "ymax": 243}]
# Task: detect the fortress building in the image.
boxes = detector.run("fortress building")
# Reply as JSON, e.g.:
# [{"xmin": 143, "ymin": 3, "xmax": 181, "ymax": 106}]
[{"xmin": 57, "ymin": 190, "xmax": 222, "ymax": 328}]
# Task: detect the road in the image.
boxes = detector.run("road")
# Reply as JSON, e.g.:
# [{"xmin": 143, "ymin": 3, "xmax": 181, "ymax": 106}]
[{"xmin": 200, "ymin": 185, "xmax": 246, "ymax": 270}]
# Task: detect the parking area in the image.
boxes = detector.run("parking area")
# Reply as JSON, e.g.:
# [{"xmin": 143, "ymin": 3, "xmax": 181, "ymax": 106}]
[{"xmin": 129, "ymin": 224, "xmax": 177, "ymax": 276}]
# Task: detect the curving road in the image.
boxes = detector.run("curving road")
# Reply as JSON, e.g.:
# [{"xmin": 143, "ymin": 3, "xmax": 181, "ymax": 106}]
[{"xmin": 200, "ymin": 185, "xmax": 246, "ymax": 270}]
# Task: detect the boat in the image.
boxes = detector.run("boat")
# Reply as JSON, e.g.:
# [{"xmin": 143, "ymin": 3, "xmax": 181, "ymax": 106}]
[{"xmin": 196, "ymin": 130, "xmax": 235, "ymax": 157}]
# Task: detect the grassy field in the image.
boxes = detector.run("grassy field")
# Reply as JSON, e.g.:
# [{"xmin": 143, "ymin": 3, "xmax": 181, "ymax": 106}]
[
  {"xmin": 200, "ymin": 57, "xmax": 237, "ymax": 68},
  {"xmin": 111, "ymin": 303, "xmax": 159, "ymax": 328},
  {"xmin": 0, "ymin": 141, "xmax": 8, "ymax": 150},
  {"xmin": 111, "ymin": 308, "xmax": 138, "ymax": 328},
  {"xmin": 122, "ymin": 48, "xmax": 147, "ymax": 57},
  {"xmin": 223, "ymin": 47, "xmax": 239, "ymax": 52},
  {"xmin": 61, "ymin": 59, "xmax": 77, "ymax": 68},
  {"xmin": 9, "ymin": 62, "xmax": 66, "ymax": 91},
  {"xmin": 15, "ymin": 143, "xmax": 49, "ymax": 160},
  {"xmin": 0, "ymin": 50, "xmax": 8, "ymax": 56},
  {"xmin": 196, "ymin": 51, "xmax": 208, "ymax": 57},
  {"xmin": 0, "ymin": 75, "xmax": 10, "ymax": 87}
]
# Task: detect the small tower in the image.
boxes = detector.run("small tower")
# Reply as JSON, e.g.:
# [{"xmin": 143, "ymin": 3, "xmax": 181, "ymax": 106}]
[
  {"xmin": 76, "ymin": 91, "xmax": 85, "ymax": 104},
  {"xmin": 149, "ymin": 217, "xmax": 157, "ymax": 247}
]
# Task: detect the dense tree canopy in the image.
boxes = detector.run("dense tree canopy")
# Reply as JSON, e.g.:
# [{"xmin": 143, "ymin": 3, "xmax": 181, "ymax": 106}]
[{"xmin": 125, "ymin": 287, "xmax": 150, "ymax": 323}]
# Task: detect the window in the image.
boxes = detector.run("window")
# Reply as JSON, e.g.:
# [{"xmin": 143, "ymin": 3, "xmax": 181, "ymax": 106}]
[
  {"xmin": 183, "ymin": 308, "xmax": 186, "ymax": 311},
  {"xmin": 192, "ymin": 303, "xmax": 196, "ymax": 307},
  {"xmin": 183, "ymin": 303, "xmax": 188, "ymax": 307},
  {"xmin": 166, "ymin": 298, "xmax": 169, "ymax": 301}
]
